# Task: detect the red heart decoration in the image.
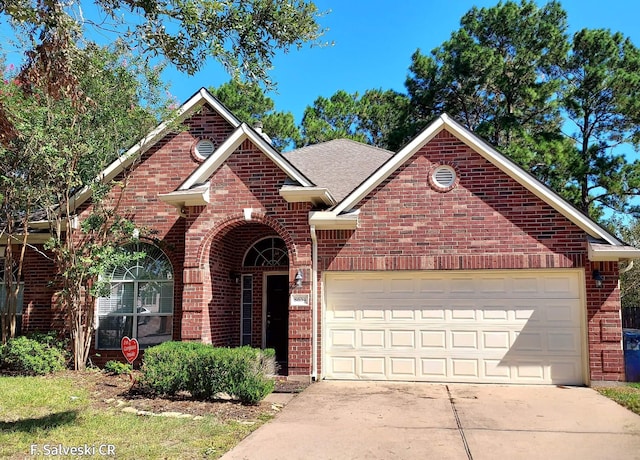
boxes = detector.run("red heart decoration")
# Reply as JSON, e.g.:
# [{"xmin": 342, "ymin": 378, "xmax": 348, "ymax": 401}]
[{"xmin": 121, "ymin": 336, "xmax": 139, "ymax": 364}]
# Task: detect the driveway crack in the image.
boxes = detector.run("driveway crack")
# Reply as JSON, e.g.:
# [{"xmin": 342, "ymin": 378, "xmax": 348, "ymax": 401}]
[{"xmin": 446, "ymin": 385, "xmax": 473, "ymax": 460}]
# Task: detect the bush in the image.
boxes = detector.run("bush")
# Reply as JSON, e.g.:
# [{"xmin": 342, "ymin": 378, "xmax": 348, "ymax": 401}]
[
  {"xmin": 103, "ymin": 360, "xmax": 133, "ymax": 375},
  {"xmin": 141, "ymin": 342, "xmax": 275, "ymax": 404},
  {"xmin": 0, "ymin": 336, "xmax": 67, "ymax": 375}
]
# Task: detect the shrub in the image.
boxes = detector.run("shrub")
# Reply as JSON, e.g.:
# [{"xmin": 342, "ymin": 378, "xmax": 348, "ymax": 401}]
[
  {"xmin": 0, "ymin": 336, "xmax": 67, "ymax": 375},
  {"xmin": 103, "ymin": 360, "xmax": 133, "ymax": 375},
  {"xmin": 141, "ymin": 342, "xmax": 275, "ymax": 404}
]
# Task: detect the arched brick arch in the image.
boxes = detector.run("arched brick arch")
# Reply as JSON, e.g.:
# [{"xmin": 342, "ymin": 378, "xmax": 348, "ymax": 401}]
[{"xmin": 195, "ymin": 211, "xmax": 300, "ymax": 269}]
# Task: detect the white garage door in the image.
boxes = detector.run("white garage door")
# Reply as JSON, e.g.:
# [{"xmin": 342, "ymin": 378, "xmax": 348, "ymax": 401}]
[{"xmin": 324, "ymin": 270, "xmax": 585, "ymax": 385}]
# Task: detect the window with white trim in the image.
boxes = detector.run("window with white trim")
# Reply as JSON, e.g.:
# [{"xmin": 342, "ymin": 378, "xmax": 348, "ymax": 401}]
[
  {"xmin": 97, "ymin": 243, "xmax": 173, "ymax": 349},
  {"xmin": 0, "ymin": 264, "xmax": 24, "ymax": 335},
  {"xmin": 243, "ymin": 237, "xmax": 289, "ymax": 267}
]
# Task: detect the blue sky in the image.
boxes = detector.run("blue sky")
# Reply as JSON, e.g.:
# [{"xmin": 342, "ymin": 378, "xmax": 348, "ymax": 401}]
[{"xmin": 164, "ymin": 0, "xmax": 640, "ymax": 124}]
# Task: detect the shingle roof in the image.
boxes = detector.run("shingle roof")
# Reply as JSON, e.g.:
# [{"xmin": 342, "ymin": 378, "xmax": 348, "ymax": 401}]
[{"xmin": 283, "ymin": 139, "xmax": 393, "ymax": 203}]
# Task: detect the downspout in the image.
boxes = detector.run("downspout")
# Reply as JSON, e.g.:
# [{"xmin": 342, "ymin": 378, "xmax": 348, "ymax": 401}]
[{"xmin": 310, "ymin": 224, "xmax": 318, "ymax": 381}]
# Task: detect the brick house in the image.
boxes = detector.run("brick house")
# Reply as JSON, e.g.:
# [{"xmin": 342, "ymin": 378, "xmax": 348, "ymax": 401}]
[{"xmin": 4, "ymin": 88, "xmax": 639, "ymax": 385}]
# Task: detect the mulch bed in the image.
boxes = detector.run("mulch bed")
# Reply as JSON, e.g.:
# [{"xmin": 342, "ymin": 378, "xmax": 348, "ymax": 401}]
[{"xmin": 3, "ymin": 370, "xmax": 309, "ymax": 421}]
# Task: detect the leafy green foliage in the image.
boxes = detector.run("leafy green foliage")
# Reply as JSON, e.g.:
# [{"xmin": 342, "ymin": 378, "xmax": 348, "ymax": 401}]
[
  {"xmin": 103, "ymin": 360, "xmax": 133, "ymax": 376},
  {"xmin": 405, "ymin": 0, "xmax": 568, "ymax": 158},
  {"xmin": 561, "ymin": 28, "xmax": 640, "ymax": 215},
  {"xmin": 1, "ymin": 0, "xmax": 326, "ymax": 84},
  {"xmin": 0, "ymin": 336, "xmax": 67, "ymax": 375},
  {"xmin": 141, "ymin": 342, "xmax": 275, "ymax": 404},
  {"xmin": 299, "ymin": 89, "xmax": 408, "ymax": 149},
  {"xmin": 401, "ymin": 0, "xmax": 640, "ymax": 219},
  {"xmin": 0, "ymin": 42, "xmax": 172, "ymax": 366},
  {"xmin": 210, "ymin": 80, "xmax": 301, "ymax": 150}
]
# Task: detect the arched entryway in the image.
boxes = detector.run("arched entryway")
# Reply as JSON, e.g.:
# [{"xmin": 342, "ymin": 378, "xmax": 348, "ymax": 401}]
[{"xmin": 207, "ymin": 222, "xmax": 292, "ymax": 374}]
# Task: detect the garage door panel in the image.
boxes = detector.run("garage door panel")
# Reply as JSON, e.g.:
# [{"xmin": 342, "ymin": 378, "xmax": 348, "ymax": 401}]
[
  {"xmin": 451, "ymin": 359, "xmax": 479, "ymax": 377},
  {"xmin": 421, "ymin": 330, "xmax": 447, "ymax": 348},
  {"xmin": 325, "ymin": 270, "xmax": 585, "ymax": 384},
  {"xmin": 361, "ymin": 330, "xmax": 385, "ymax": 348},
  {"xmin": 361, "ymin": 308, "xmax": 385, "ymax": 320},
  {"xmin": 390, "ymin": 358, "xmax": 416, "ymax": 377},
  {"xmin": 482, "ymin": 331, "xmax": 511, "ymax": 350},
  {"xmin": 421, "ymin": 358, "xmax": 447, "ymax": 377},
  {"xmin": 330, "ymin": 329, "xmax": 356, "ymax": 348},
  {"xmin": 361, "ymin": 357, "xmax": 385, "ymax": 376}
]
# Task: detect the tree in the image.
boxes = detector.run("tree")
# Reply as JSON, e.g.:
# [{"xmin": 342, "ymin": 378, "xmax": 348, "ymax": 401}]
[
  {"xmin": 357, "ymin": 89, "xmax": 410, "ymax": 150},
  {"xmin": 560, "ymin": 29, "xmax": 640, "ymax": 216},
  {"xmin": 0, "ymin": 0, "xmax": 325, "ymax": 365},
  {"xmin": 210, "ymin": 80, "xmax": 301, "ymax": 151},
  {"xmin": 0, "ymin": 0, "xmax": 325, "ymax": 83},
  {"xmin": 299, "ymin": 89, "xmax": 408, "ymax": 149},
  {"xmin": 405, "ymin": 0, "xmax": 569, "ymax": 166},
  {"xmin": 0, "ymin": 43, "xmax": 170, "ymax": 367}
]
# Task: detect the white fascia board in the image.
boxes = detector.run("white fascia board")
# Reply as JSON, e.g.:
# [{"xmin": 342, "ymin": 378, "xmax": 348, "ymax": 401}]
[
  {"xmin": 158, "ymin": 183, "xmax": 210, "ymax": 208},
  {"xmin": 334, "ymin": 113, "xmax": 622, "ymax": 246},
  {"xmin": 180, "ymin": 124, "xmax": 314, "ymax": 191},
  {"xmin": 588, "ymin": 242, "xmax": 640, "ymax": 261},
  {"xmin": 242, "ymin": 126, "xmax": 314, "ymax": 187},
  {"xmin": 279, "ymin": 186, "xmax": 336, "ymax": 206},
  {"xmin": 179, "ymin": 126, "xmax": 247, "ymax": 190},
  {"xmin": 69, "ymin": 89, "xmax": 216, "ymax": 211},
  {"xmin": 333, "ymin": 117, "xmax": 446, "ymax": 215},
  {"xmin": 438, "ymin": 114, "xmax": 623, "ymax": 246},
  {"xmin": 28, "ymin": 220, "xmax": 51, "ymax": 229},
  {"xmin": 308, "ymin": 210, "xmax": 359, "ymax": 230},
  {"xmin": 198, "ymin": 88, "xmax": 241, "ymax": 128}
]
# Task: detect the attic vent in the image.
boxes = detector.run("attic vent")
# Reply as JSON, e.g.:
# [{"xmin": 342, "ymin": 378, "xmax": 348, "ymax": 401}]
[
  {"xmin": 431, "ymin": 165, "xmax": 457, "ymax": 190},
  {"xmin": 195, "ymin": 139, "xmax": 215, "ymax": 159}
]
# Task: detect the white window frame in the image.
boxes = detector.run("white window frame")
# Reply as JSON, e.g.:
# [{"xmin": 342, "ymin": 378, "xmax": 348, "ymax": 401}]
[{"xmin": 96, "ymin": 243, "xmax": 174, "ymax": 350}]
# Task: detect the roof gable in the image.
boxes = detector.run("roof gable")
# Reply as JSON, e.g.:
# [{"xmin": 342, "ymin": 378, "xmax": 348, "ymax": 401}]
[
  {"xmin": 333, "ymin": 114, "xmax": 623, "ymax": 247},
  {"xmin": 179, "ymin": 123, "xmax": 315, "ymax": 191},
  {"xmin": 68, "ymin": 88, "xmax": 241, "ymax": 212}
]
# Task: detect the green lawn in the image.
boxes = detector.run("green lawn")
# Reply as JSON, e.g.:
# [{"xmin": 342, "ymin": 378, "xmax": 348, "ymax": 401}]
[
  {"xmin": 596, "ymin": 383, "xmax": 640, "ymax": 416},
  {"xmin": 0, "ymin": 375, "xmax": 271, "ymax": 459}
]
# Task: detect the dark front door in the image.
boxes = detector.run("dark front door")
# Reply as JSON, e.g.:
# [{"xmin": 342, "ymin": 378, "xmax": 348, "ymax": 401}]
[{"xmin": 266, "ymin": 274, "xmax": 289, "ymax": 368}]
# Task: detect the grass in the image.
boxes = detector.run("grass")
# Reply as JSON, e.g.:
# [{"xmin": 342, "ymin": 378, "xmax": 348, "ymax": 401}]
[
  {"xmin": 596, "ymin": 383, "xmax": 640, "ymax": 416},
  {"xmin": 0, "ymin": 375, "xmax": 271, "ymax": 459}
]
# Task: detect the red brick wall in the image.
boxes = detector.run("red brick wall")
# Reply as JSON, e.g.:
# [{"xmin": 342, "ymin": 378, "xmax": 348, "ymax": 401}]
[
  {"xmin": 180, "ymin": 139, "xmax": 313, "ymax": 376},
  {"xmin": 20, "ymin": 246, "xmax": 58, "ymax": 334},
  {"xmin": 586, "ymin": 261, "xmax": 624, "ymax": 381}
]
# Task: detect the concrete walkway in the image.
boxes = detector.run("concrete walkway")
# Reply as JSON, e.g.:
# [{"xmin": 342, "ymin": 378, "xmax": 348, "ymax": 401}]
[{"xmin": 223, "ymin": 381, "xmax": 640, "ymax": 460}]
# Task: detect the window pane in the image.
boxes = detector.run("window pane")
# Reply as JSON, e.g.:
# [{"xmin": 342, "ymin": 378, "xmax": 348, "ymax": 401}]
[
  {"xmin": 137, "ymin": 282, "xmax": 173, "ymax": 314},
  {"xmin": 136, "ymin": 315, "xmax": 172, "ymax": 349},
  {"xmin": 98, "ymin": 282, "xmax": 134, "ymax": 315},
  {"xmin": 97, "ymin": 316, "xmax": 133, "ymax": 349},
  {"xmin": 0, "ymin": 284, "xmax": 24, "ymax": 315}
]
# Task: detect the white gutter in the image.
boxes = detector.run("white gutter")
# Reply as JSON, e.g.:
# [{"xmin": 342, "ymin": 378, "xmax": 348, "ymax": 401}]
[{"xmin": 310, "ymin": 224, "xmax": 318, "ymax": 382}]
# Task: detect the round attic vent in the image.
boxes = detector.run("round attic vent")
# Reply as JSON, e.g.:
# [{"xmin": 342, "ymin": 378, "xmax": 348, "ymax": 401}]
[
  {"xmin": 431, "ymin": 165, "xmax": 457, "ymax": 190},
  {"xmin": 194, "ymin": 139, "xmax": 215, "ymax": 159}
]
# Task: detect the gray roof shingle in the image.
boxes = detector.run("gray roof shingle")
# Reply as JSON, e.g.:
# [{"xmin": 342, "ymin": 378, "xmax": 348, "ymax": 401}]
[{"xmin": 283, "ymin": 139, "xmax": 393, "ymax": 203}]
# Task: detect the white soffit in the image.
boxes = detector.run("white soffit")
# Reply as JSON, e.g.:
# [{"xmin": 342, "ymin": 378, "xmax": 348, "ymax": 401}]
[
  {"xmin": 588, "ymin": 241, "xmax": 640, "ymax": 261},
  {"xmin": 158, "ymin": 183, "xmax": 211, "ymax": 208}
]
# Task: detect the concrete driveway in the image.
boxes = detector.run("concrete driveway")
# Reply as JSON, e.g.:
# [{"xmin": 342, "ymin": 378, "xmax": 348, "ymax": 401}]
[{"xmin": 222, "ymin": 381, "xmax": 640, "ymax": 460}]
